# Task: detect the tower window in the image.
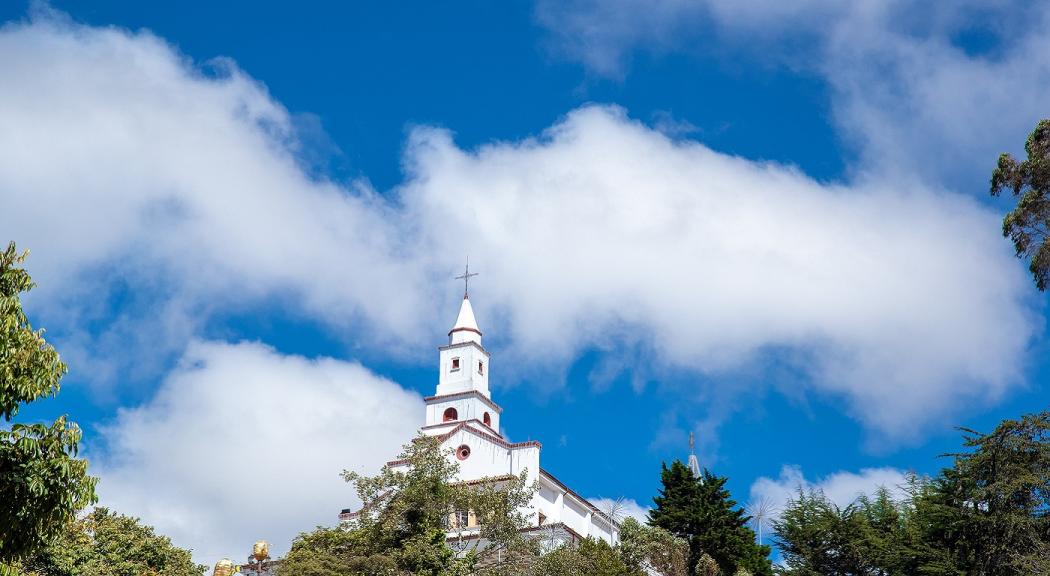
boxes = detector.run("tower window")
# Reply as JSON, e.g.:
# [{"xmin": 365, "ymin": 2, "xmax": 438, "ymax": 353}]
[
  {"xmin": 443, "ymin": 407, "xmax": 458, "ymax": 422},
  {"xmin": 478, "ymin": 361, "xmax": 484, "ymax": 375},
  {"xmin": 456, "ymin": 444, "xmax": 471, "ymax": 460},
  {"xmin": 483, "ymin": 412, "xmax": 492, "ymax": 427},
  {"xmin": 451, "ymin": 357, "xmax": 460, "ymax": 371}
]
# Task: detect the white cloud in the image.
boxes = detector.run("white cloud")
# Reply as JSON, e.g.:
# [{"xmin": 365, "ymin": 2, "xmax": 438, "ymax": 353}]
[
  {"xmin": 536, "ymin": 1, "xmax": 1050, "ymax": 189},
  {"xmin": 0, "ymin": 13, "xmax": 437, "ymax": 386},
  {"xmin": 588, "ymin": 497, "xmax": 650, "ymax": 525},
  {"xmin": 403, "ymin": 106, "xmax": 1033, "ymax": 440},
  {"xmin": 0, "ymin": 13, "xmax": 1037, "ymax": 445},
  {"xmin": 749, "ymin": 465, "xmax": 910, "ymax": 523},
  {"xmin": 92, "ymin": 340, "xmax": 422, "ymax": 565},
  {"xmin": 535, "ymin": 0, "xmax": 707, "ymax": 78}
]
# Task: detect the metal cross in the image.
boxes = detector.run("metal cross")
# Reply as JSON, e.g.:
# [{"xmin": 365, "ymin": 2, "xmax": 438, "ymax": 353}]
[{"xmin": 455, "ymin": 259, "xmax": 478, "ymax": 297}]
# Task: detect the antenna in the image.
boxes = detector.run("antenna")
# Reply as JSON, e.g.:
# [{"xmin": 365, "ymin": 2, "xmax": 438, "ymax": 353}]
[
  {"xmin": 688, "ymin": 432, "xmax": 702, "ymax": 478},
  {"xmin": 746, "ymin": 497, "xmax": 777, "ymax": 545}
]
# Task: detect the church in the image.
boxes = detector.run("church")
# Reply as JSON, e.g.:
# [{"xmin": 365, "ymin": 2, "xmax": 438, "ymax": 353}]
[{"xmin": 341, "ymin": 280, "xmax": 620, "ymax": 546}]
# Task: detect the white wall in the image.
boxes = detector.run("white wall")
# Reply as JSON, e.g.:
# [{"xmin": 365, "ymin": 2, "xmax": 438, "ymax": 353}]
[
  {"xmin": 425, "ymin": 395, "xmax": 501, "ymax": 432},
  {"xmin": 436, "ymin": 342, "xmax": 490, "ymax": 396}
]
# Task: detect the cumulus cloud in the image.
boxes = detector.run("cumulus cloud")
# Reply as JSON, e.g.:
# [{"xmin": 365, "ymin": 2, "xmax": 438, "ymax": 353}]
[
  {"xmin": 404, "ymin": 106, "xmax": 1033, "ymax": 440},
  {"xmin": 536, "ymin": 1, "xmax": 1050, "ymax": 189},
  {"xmin": 93, "ymin": 340, "xmax": 422, "ymax": 565},
  {"xmin": 0, "ymin": 13, "xmax": 1036, "ymax": 443},
  {"xmin": 749, "ymin": 465, "xmax": 910, "ymax": 523},
  {"xmin": 0, "ymin": 13, "xmax": 437, "ymax": 387}
]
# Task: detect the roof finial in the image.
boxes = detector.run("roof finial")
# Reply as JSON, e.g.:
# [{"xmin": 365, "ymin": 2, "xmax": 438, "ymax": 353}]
[{"xmin": 454, "ymin": 258, "xmax": 479, "ymax": 299}]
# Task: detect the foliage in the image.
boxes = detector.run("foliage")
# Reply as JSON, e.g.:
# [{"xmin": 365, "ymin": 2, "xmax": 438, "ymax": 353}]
[
  {"xmin": 920, "ymin": 412, "xmax": 1050, "ymax": 575},
  {"xmin": 14, "ymin": 507, "xmax": 205, "ymax": 576},
  {"xmin": 617, "ymin": 517, "xmax": 689, "ymax": 576},
  {"xmin": 529, "ymin": 538, "xmax": 633, "ymax": 576},
  {"xmin": 0, "ymin": 242, "xmax": 97, "ymax": 566},
  {"xmin": 649, "ymin": 462, "xmax": 772, "ymax": 576},
  {"xmin": 279, "ymin": 435, "xmax": 538, "ymax": 576},
  {"xmin": 774, "ymin": 412, "xmax": 1050, "ymax": 576},
  {"xmin": 991, "ymin": 118, "xmax": 1050, "ymax": 289},
  {"xmin": 276, "ymin": 526, "xmax": 397, "ymax": 576},
  {"xmin": 773, "ymin": 487, "xmax": 913, "ymax": 576},
  {"xmin": 695, "ymin": 553, "xmax": 719, "ymax": 576}
]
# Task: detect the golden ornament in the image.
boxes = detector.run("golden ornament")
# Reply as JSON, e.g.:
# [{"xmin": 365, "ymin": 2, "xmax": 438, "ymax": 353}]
[
  {"xmin": 213, "ymin": 558, "xmax": 235, "ymax": 576},
  {"xmin": 252, "ymin": 540, "xmax": 270, "ymax": 561}
]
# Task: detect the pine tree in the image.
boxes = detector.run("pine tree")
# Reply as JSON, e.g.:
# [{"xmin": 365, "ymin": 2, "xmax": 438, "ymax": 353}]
[{"xmin": 649, "ymin": 461, "xmax": 772, "ymax": 576}]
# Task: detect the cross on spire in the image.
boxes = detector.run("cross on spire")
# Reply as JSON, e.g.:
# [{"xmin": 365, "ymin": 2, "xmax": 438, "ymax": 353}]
[{"xmin": 455, "ymin": 259, "xmax": 479, "ymax": 298}]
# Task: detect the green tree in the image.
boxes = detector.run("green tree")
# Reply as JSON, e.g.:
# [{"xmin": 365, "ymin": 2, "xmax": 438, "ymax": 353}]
[
  {"xmin": 0, "ymin": 242, "xmax": 96, "ymax": 568},
  {"xmin": 991, "ymin": 118, "xmax": 1050, "ymax": 289},
  {"xmin": 278, "ymin": 526, "xmax": 398, "ymax": 576},
  {"xmin": 774, "ymin": 413, "xmax": 1050, "ymax": 576},
  {"xmin": 530, "ymin": 538, "xmax": 634, "ymax": 576},
  {"xmin": 649, "ymin": 462, "xmax": 772, "ymax": 576},
  {"xmin": 918, "ymin": 413, "xmax": 1050, "ymax": 575},
  {"xmin": 774, "ymin": 489, "xmax": 887, "ymax": 576},
  {"xmin": 15, "ymin": 507, "xmax": 205, "ymax": 576},
  {"xmin": 618, "ymin": 517, "xmax": 689, "ymax": 576},
  {"xmin": 278, "ymin": 435, "xmax": 538, "ymax": 576}
]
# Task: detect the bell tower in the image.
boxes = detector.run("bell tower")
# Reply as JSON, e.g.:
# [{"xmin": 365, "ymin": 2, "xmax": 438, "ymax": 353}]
[
  {"xmin": 424, "ymin": 262, "xmax": 500, "ymax": 433},
  {"xmin": 436, "ymin": 291, "xmax": 490, "ymax": 397}
]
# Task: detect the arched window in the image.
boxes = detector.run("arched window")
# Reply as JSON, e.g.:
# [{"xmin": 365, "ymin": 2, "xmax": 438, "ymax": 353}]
[
  {"xmin": 483, "ymin": 412, "xmax": 492, "ymax": 427},
  {"xmin": 443, "ymin": 407, "xmax": 458, "ymax": 422}
]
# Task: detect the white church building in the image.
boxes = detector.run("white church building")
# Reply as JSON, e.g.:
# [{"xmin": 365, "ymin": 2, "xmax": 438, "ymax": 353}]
[{"xmin": 341, "ymin": 288, "xmax": 620, "ymax": 546}]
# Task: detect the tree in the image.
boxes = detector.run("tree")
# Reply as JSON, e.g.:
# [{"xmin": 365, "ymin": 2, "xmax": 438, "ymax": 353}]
[
  {"xmin": 774, "ymin": 489, "xmax": 884, "ymax": 576},
  {"xmin": 991, "ymin": 118, "xmax": 1050, "ymax": 289},
  {"xmin": 617, "ymin": 517, "xmax": 689, "ymax": 576},
  {"xmin": 529, "ymin": 538, "xmax": 634, "ymax": 576},
  {"xmin": 278, "ymin": 434, "xmax": 538, "ymax": 576},
  {"xmin": 918, "ymin": 412, "xmax": 1050, "ymax": 575},
  {"xmin": 0, "ymin": 242, "xmax": 96, "ymax": 567},
  {"xmin": 278, "ymin": 526, "xmax": 397, "ymax": 576},
  {"xmin": 649, "ymin": 462, "xmax": 772, "ymax": 576},
  {"xmin": 14, "ymin": 507, "xmax": 205, "ymax": 576},
  {"xmin": 774, "ymin": 413, "xmax": 1050, "ymax": 576}
]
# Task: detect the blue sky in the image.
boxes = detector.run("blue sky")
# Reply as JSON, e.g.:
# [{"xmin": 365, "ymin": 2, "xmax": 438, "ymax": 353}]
[{"xmin": 2, "ymin": 0, "xmax": 1049, "ymax": 564}]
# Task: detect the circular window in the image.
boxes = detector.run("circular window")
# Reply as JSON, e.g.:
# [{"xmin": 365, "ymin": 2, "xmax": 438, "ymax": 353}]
[{"xmin": 456, "ymin": 444, "xmax": 471, "ymax": 460}]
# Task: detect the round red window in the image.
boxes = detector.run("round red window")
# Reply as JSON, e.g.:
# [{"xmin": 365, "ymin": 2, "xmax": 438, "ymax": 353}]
[{"xmin": 456, "ymin": 444, "xmax": 471, "ymax": 460}]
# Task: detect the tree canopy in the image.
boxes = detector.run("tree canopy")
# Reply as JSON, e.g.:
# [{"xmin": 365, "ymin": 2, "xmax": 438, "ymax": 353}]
[
  {"xmin": 0, "ymin": 242, "xmax": 96, "ymax": 568},
  {"xmin": 14, "ymin": 507, "xmax": 205, "ymax": 576},
  {"xmin": 649, "ymin": 462, "xmax": 772, "ymax": 576},
  {"xmin": 278, "ymin": 435, "xmax": 538, "ymax": 576},
  {"xmin": 774, "ymin": 411, "xmax": 1050, "ymax": 576},
  {"xmin": 991, "ymin": 118, "xmax": 1050, "ymax": 289}
]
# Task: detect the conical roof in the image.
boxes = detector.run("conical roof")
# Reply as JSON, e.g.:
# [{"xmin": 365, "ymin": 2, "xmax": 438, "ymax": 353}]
[{"xmin": 449, "ymin": 296, "xmax": 482, "ymax": 344}]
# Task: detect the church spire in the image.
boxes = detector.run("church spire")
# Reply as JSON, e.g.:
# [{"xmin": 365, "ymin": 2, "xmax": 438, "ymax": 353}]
[{"xmin": 688, "ymin": 432, "xmax": 702, "ymax": 478}]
